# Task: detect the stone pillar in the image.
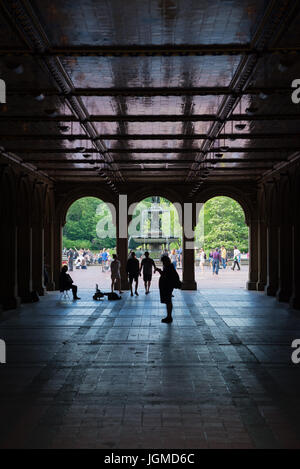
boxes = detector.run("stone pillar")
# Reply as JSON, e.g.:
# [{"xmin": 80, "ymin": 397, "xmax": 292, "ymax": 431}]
[
  {"xmin": 247, "ymin": 219, "xmax": 259, "ymax": 290},
  {"xmin": 290, "ymin": 221, "xmax": 300, "ymax": 309},
  {"xmin": 256, "ymin": 219, "xmax": 267, "ymax": 291},
  {"xmin": 1, "ymin": 222, "xmax": 20, "ymax": 310},
  {"xmin": 17, "ymin": 223, "xmax": 33, "ymax": 302},
  {"xmin": 53, "ymin": 220, "xmax": 63, "ymax": 290},
  {"xmin": 44, "ymin": 221, "xmax": 55, "ymax": 291},
  {"xmin": 182, "ymin": 203, "xmax": 197, "ymax": 290},
  {"xmin": 31, "ymin": 223, "xmax": 45, "ymax": 296},
  {"xmin": 116, "ymin": 201, "xmax": 129, "ymax": 290},
  {"xmin": 276, "ymin": 222, "xmax": 292, "ymax": 302},
  {"xmin": 265, "ymin": 224, "xmax": 279, "ymax": 296},
  {"xmin": 117, "ymin": 237, "xmax": 129, "ymax": 290}
]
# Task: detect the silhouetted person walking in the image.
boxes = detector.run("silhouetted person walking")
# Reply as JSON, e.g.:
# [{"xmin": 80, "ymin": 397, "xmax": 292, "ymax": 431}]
[
  {"xmin": 156, "ymin": 256, "xmax": 181, "ymax": 323},
  {"xmin": 59, "ymin": 265, "xmax": 80, "ymax": 300},
  {"xmin": 140, "ymin": 251, "xmax": 156, "ymax": 294},
  {"xmin": 126, "ymin": 252, "xmax": 140, "ymax": 296}
]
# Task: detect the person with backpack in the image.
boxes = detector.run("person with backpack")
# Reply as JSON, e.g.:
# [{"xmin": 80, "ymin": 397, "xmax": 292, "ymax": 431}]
[
  {"xmin": 156, "ymin": 255, "xmax": 181, "ymax": 323},
  {"xmin": 126, "ymin": 252, "xmax": 140, "ymax": 296}
]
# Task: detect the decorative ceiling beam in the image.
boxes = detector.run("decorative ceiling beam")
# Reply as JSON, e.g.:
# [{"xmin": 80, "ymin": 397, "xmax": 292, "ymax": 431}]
[
  {"xmin": 1, "ymin": 45, "xmax": 300, "ymax": 57},
  {"xmin": 7, "ymin": 86, "xmax": 290, "ymax": 97},
  {"xmin": 27, "ymin": 158, "xmax": 283, "ymax": 165},
  {"xmin": 1, "ymin": 0, "xmax": 122, "ymax": 190},
  {"xmin": 1, "ymin": 114, "xmax": 300, "ymax": 122},
  {"xmin": 1, "ymin": 133, "xmax": 299, "ymax": 141},
  {"xmin": 11, "ymin": 147, "xmax": 300, "ymax": 154},
  {"xmin": 187, "ymin": 0, "xmax": 299, "ymax": 189}
]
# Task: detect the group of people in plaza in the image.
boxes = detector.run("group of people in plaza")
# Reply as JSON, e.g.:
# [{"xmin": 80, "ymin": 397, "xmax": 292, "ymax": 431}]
[
  {"xmin": 60, "ymin": 249, "xmax": 181, "ymax": 323},
  {"xmin": 60, "ymin": 243, "xmax": 244, "ymax": 321},
  {"xmin": 63, "ymin": 247, "xmax": 113, "ymax": 272},
  {"xmin": 198, "ymin": 245, "xmax": 243, "ymax": 275}
]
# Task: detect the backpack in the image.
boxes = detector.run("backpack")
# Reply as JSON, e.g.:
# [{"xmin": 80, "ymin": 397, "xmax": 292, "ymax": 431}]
[
  {"xmin": 93, "ymin": 284, "xmax": 104, "ymax": 300},
  {"xmin": 105, "ymin": 292, "xmax": 122, "ymax": 301}
]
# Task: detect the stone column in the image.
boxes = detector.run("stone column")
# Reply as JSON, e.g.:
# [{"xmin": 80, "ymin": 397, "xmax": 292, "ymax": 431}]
[
  {"xmin": 17, "ymin": 223, "xmax": 33, "ymax": 302},
  {"xmin": 265, "ymin": 224, "xmax": 279, "ymax": 296},
  {"xmin": 290, "ymin": 221, "xmax": 300, "ymax": 309},
  {"xmin": 44, "ymin": 221, "xmax": 55, "ymax": 291},
  {"xmin": 182, "ymin": 202, "xmax": 197, "ymax": 290},
  {"xmin": 247, "ymin": 218, "xmax": 259, "ymax": 290},
  {"xmin": 116, "ymin": 199, "xmax": 129, "ymax": 290},
  {"xmin": 276, "ymin": 222, "xmax": 292, "ymax": 302},
  {"xmin": 256, "ymin": 219, "xmax": 267, "ymax": 291},
  {"xmin": 1, "ymin": 222, "xmax": 20, "ymax": 310},
  {"xmin": 31, "ymin": 223, "xmax": 45, "ymax": 296},
  {"xmin": 53, "ymin": 220, "xmax": 63, "ymax": 290}
]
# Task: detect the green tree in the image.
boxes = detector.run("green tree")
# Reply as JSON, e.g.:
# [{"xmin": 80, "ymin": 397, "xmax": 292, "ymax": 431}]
[
  {"xmin": 63, "ymin": 197, "xmax": 116, "ymax": 250},
  {"xmin": 196, "ymin": 197, "xmax": 248, "ymax": 253}
]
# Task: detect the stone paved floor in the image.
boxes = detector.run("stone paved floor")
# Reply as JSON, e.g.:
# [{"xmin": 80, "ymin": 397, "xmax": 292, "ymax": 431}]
[{"xmin": 1, "ymin": 287, "xmax": 300, "ymax": 449}]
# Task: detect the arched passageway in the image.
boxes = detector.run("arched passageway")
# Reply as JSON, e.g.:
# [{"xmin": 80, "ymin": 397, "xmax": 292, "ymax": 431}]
[
  {"xmin": 194, "ymin": 196, "xmax": 249, "ymax": 289},
  {"xmin": 61, "ymin": 196, "xmax": 116, "ymax": 290}
]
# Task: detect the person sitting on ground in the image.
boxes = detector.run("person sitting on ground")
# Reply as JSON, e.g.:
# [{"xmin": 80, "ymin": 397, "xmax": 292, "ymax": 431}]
[
  {"xmin": 59, "ymin": 265, "xmax": 80, "ymax": 300},
  {"xmin": 140, "ymin": 251, "xmax": 156, "ymax": 295},
  {"xmin": 156, "ymin": 255, "xmax": 181, "ymax": 323},
  {"xmin": 126, "ymin": 251, "xmax": 140, "ymax": 296},
  {"xmin": 81, "ymin": 256, "xmax": 87, "ymax": 269},
  {"xmin": 110, "ymin": 254, "xmax": 123, "ymax": 295}
]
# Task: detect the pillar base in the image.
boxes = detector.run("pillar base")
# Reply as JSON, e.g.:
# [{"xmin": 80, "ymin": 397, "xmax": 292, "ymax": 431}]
[
  {"xmin": 33, "ymin": 287, "xmax": 45, "ymax": 296},
  {"xmin": 290, "ymin": 296, "xmax": 300, "ymax": 310},
  {"xmin": 46, "ymin": 281, "xmax": 55, "ymax": 291},
  {"xmin": 30, "ymin": 291, "xmax": 40, "ymax": 302},
  {"xmin": 247, "ymin": 281, "xmax": 257, "ymax": 291},
  {"xmin": 276, "ymin": 289, "xmax": 291, "ymax": 303},
  {"xmin": 1, "ymin": 296, "xmax": 20, "ymax": 311},
  {"xmin": 256, "ymin": 281, "xmax": 266, "ymax": 291},
  {"xmin": 182, "ymin": 281, "xmax": 197, "ymax": 291},
  {"xmin": 265, "ymin": 284, "xmax": 277, "ymax": 296}
]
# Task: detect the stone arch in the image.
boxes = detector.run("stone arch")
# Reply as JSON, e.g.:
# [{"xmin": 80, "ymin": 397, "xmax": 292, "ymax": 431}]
[
  {"xmin": 194, "ymin": 185, "xmax": 255, "ymax": 226},
  {"xmin": 56, "ymin": 186, "xmax": 117, "ymax": 226}
]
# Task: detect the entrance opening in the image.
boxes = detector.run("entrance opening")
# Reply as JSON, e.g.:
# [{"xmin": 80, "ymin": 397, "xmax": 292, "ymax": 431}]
[
  {"xmin": 195, "ymin": 196, "xmax": 249, "ymax": 288},
  {"xmin": 62, "ymin": 197, "xmax": 116, "ymax": 290},
  {"xmin": 129, "ymin": 196, "xmax": 182, "ymax": 289}
]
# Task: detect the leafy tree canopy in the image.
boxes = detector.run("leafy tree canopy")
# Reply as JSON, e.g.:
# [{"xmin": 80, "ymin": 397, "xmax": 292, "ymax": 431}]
[
  {"xmin": 63, "ymin": 197, "xmax": 116, "ymax": 250},
  {"xmin": 197, "ymin": 196, "xmax": 249, "ymax": 253}
]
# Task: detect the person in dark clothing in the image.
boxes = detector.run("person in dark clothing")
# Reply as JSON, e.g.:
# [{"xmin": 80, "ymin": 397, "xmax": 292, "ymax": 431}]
[
  {"xmin": 212, "ymin": 248, "xmax": 222, "ymax": 275},
  {"xmin": 140, "ymin": 251, "xmax": 156, "ymax": 294},
  {"xmin": 59, "ymin": 265, "xmax": 80, "ymax": 300},
  {"xmin": 156, "ymin": 255, "xmax": 181, "ymax": 323},
  {"xmin": 126, "ymin": 252, "xmax": 140, "ymax": 296}
]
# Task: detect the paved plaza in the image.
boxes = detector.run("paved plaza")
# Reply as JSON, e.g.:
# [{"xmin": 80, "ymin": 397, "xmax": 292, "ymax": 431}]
[{"xmin": 1, "ymin": 278, "xmax": 300, "ymax": 449}]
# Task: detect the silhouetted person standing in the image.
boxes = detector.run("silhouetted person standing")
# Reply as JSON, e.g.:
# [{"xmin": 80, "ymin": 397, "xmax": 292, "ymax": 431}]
[
  {"xmin": 126, "ymin": 252, "xmax": 140, "ymax": 296},
  {"xmin": 156, "ymin": 256, "xmax": 181, "ymax": 323},
  {"xmin": 140, "ymin": 251, "xmax": 156, "ymax": 294},
  {"xmin": 59, "ymin": 265, "xmax": 80, "ymax": 300},
  {"xmin": 110, "ymin": 254, "xmax": 123, "ymax": 295}
]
